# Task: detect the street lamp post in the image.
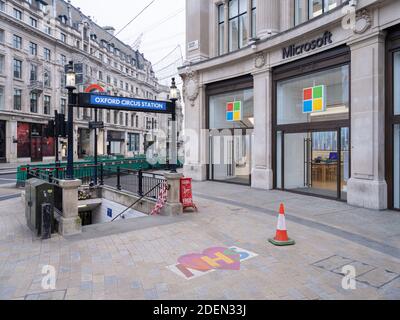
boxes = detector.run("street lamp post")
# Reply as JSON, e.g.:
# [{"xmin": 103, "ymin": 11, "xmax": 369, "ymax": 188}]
[
  {"xmin": 65, "ymin": 61, "xmax": 76, "ymax": 180},
  {"xmin": 169, "ymin": 78, "xmax": 178, "ymax": 173}
]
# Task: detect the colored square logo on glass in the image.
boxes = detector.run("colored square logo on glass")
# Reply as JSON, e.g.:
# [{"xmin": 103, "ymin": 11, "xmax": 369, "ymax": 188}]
[
  {"xmin": 302, "ymin": 85, "xmax": 325, "ymax": 114},
  {"xmin": 234, "ymin": 101, "xmax": 241, "ymax": 112},
  {"xmin": 303, "ymin": 100, "xmax": 313, "ymax": 113},
  {"xmin": 303, "ymin": 88, "xmax": 313, "ymax": 101},
  {"xmin": 226, "ymin": 101, "xmax": 242, "ymax": 122},
  {"xmin": 313, "ymin": 98, "xmax": 323, "ymax": 111},
  {"xmin": 313, "ymin": 86, "xmax": 323, "ymax": 99}
]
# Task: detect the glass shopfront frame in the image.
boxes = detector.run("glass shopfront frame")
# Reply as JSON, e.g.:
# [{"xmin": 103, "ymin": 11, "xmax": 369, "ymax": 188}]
[
  {"xmin": 206, "ymin": 76, "xmax": 254, "ymax": 186},
  {"xmin": 386, "ymin": 26, "xmax": 400, "ymax": 210},
  {"xmin": 273, "ymin": 46, "xmax": 351, "ymax": 200}
]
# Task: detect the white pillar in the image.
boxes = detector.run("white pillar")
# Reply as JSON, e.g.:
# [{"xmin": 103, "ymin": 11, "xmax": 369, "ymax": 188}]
[
  {"xmin": 183, "ymin": 84, "xmax": 207, "ymax": 181},
  {"xmin": 251, "ymin": 68, "xmax": 273, "ymax": 190},
  {"xmin": 257, "ymin": 0, "xmax": 280, "ymax": 40},
  {"xmin": 347, "ymin": 32, "xmax": 387, "ymax": 210}
]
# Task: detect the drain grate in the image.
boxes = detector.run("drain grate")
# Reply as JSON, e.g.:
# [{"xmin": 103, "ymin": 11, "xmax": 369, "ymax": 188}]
[
  {"xmin": 24, "ymin": 289, "xmax": 66, "ymax": 300},
  {"xmin": 311, "ymin": 255, "xmax": 400, "ymax": 289}
]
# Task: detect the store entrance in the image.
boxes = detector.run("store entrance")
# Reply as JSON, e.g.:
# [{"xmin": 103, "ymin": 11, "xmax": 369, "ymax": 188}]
[
  {"xmin": 209, "ymin": 129, "xmax": 252, "ymax": 185},
  {"xmin": 278, "ymin": 128, "xmax": 349, "ymax": 200}
]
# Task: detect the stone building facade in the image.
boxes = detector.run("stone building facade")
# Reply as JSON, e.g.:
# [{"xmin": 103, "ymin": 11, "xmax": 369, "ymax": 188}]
[
  {"xmin": 0, "ymin": 0, "xmax": 182, "ymax": 164},
  {"xmin": 179, "ymin": 0, "xmax": 400, "ymax": 210}
]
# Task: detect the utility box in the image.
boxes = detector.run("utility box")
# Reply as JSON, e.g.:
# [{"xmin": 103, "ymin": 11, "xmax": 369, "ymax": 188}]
[{"xmin": 25, "ymin": 179, "xmax": 55, "ymax": 237}]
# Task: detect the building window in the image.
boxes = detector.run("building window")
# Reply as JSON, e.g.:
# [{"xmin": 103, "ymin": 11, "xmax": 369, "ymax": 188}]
[
  {"xmin": 44, "ymin": 70, "xmax": 51, "ymax": 87},
  {"xmin": 30, "ymin": 64, "xmax": 37, "ymax": 81},
  {"xmin": 44, "ymin": 95, "xmax": 51, "ymax": 115},
  {"xmin": 295, "ymin": 0, "xmax": 342, "ymax": 26},
  {"xmin": 61, "ymin": 98, "xmax": 66, "ymax": 115},
  {"xmin": 276, "ymin": 65, "xmax": 349, "ymax": 125},
  {"xmin": 45, "ymin": 26, "xmax": 51, "ymax": 35},
  {"xmin": 128, "ymin": 133, "xmax": 140, "ymax": 152},
  {"xmin": 114, "ymin": 111, "xmax": 118, "ymax": 125},
  {"xmin": 120, "ymin": 113, "xmax": 123, "ymax": 125},
  {"xmin": 30, "ymin": 17, "xmax": 38, "ymax": 28},
  {"xmin": 13, "ymin": 59, "xmax": 22, "ymax": 79},
  {"xmin": 218, "ymin": 4, "xmax": 225, "ymax": 55},
  {"xmin": 14, "ymin": 89, "xmax": 22, "ymax": 110},
  {"xmin": 0, "ymin": 55, "xmax": 4, "ymax": 74},
  {"xmin": 60, "ymin": 54, "xmax": 67, "ymax": 66},
  {"xmin": 13, "ymin": 8, "xmax": 22, "ymax": 20},
  {"xmin": 0, "ymin": 86, "xmax": 4, "ymax": 110},
  {"xmin": 107, "ymin": 111, "xmax": 111, "ymax": 123},
  {"xmin": 0, "ymin": 1, "xmax": 5, "ymax": 12},
  {"xmin": 44, "ymin": 48, "xmax": 51, "ymax": 61},
  {"xmin": 13, "ymin": 35, "xmax": 22, "ymax": 49},
  {"xmin": 29, "ymin": 42, "xmax": 37, "ymax": 56},
  {"xmin": 251, "ymin": 0, "xmax": 256, "ymax": 38},
  {"xmin": 228, "ymin": 0, "xmax": 248, "ymax": 52},
  {"xmin": 30, "ymin": 92, "xmax": 38, "ymax": 113},
  {"xmin": 0, "ymin": 29, "xmax": 4, "ymax": 43},
  {"xmin": 60, "ymin": 33, "xmax": 66, "ymax": 43}
]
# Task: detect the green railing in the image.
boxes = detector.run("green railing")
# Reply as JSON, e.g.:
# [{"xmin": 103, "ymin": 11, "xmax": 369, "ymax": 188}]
[{"xmin": 16, "ymin": 155, "xmax": 183, "ymax": 186}]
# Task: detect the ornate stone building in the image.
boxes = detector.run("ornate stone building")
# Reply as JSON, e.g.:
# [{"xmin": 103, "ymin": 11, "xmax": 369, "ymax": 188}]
[
  {"xmin": 0, "ymin": 0, "xmax": 182, "ymax": 163},
  {"xmin": 179, "ymin": 0, "xmax": 400, "ymax": 210}
]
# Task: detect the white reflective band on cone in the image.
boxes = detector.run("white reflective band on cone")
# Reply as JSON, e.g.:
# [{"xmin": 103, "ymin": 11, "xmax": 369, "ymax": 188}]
[{"xmin": 277, "ymin": 215, "xmax": 287, "ymax": 231}]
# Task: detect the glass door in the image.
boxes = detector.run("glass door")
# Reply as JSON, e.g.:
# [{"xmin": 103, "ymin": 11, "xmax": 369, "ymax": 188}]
[
  {"xmin": 31, "ymin": 137, "xmax": 42, "ymax": 162},
  {"xmin": 280, "ymin": 128, "xmax": 348, "ymax": 200},
  {"xmin": 209, "ymin": 129, "xmax": 252, "ymax": 185}
]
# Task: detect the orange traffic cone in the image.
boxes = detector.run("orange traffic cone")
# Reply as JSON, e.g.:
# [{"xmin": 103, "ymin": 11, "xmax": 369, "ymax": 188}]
[{"xmin": 268, "ymin": 203, "xmax": 295, "ymax": 246}]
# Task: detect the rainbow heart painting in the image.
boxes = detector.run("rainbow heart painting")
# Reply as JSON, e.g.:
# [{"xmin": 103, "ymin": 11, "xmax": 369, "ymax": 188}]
[{"xmin": 167, "ymin": 246, "xmax": 258, "ymax": 280}]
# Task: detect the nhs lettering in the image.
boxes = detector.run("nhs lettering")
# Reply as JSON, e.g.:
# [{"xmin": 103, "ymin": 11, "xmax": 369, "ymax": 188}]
[{"xmin": 167, "ymin": 246, "xmax": 258, "ymax": 280}]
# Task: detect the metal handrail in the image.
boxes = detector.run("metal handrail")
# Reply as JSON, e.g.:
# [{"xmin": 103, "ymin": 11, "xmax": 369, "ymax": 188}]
[{"xmin": 111, "ymin": 182, "xmax": 165, "ymax": 222}]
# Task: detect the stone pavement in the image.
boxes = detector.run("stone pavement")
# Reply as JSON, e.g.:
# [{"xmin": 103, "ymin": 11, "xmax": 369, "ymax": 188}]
[{"xmin": 0, "ymin": 182, "xmax": 399, "ymax": 300}]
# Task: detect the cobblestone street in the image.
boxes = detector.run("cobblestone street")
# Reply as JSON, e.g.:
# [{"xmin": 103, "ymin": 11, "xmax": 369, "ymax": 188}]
[{"xmin": 0, "ymin": 182, "xmax": 399, "ymax": 300}]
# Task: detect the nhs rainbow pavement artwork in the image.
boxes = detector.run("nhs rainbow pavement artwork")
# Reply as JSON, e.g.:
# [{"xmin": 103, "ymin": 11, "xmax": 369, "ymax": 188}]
[{"xmin": 167, "ymin": 246, "xmax": 258, "ymax": 280}]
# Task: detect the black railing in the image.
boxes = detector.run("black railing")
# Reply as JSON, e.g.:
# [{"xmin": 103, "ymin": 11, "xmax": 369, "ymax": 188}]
[
  {"xmin": 26, "ymin": 164, "xmax": 166, "ymax": 200},
  {"xmin": 101, "ymin": 167, "xmax": 166, "ymax": 199}
]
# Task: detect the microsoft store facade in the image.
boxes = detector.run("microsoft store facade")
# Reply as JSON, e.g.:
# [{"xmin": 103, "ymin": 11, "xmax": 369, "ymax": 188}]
[{"xmin": 180, "ymin": 0, "xmax": 400, "ymax": 210}]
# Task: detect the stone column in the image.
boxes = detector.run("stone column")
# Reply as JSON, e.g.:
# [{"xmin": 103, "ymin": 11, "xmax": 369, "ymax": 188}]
[
  {"xmin": 163, "ymin": 173, "xmax": 183, "ymax": 216},
  {"xmin": 251, "ymin": 68, "xmax": 273, "ymax": 190},
  {"xmin": 257, "ymin": 0, "xmax": 280, "ymax": 40},
  {"xmin": 183, "ymin": 82, "xmax": 207, "ymax": 181},
  {"xmin": 58, "ymin": 179, "xmax": 82, "ymax": 236},
  {"xmin": 280, "ymin": 0, "xmax": 295, "ymax": 31},
  {"xmin": 6, "ymin": 120, "xmax": 18, "ymax": 163},
  {"xmin": 347, "ymin": 32, "xmax": 387, "ymax": 210},
  {"xmin": 186, "ymin": 0, "xmax": 210, "ymax": 62}
]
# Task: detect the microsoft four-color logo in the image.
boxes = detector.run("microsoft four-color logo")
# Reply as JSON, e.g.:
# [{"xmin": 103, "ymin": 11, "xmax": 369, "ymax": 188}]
[
  {"xmin": 303, "ymin": 85, "xmax": 326, "ymax": 114},
  {"xmin": 226, "ymin": 101, "xmax": 242, "ymax": 122}
]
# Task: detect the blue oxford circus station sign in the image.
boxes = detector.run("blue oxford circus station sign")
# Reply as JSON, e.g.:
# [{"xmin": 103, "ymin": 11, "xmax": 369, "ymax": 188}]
[{"xmin": 77, "ymin": 93, "xmax": 174, "ymax": 114}]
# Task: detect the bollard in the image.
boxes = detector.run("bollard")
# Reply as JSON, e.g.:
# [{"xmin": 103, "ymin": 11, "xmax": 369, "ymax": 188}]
[
  {"xmin": 100, "ymin": 163, "xmax": 104, "ymax": 186},
  {"xmin": 117, "ymin": 167, "xmax": 121, "ymax": 190},
  {"xmin": 138, "ymin": 170, "xmax": 143, "ymax": 196}
]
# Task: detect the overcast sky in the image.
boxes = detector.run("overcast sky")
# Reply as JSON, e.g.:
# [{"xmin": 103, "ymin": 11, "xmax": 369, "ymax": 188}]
[{"xmin": 71, "ymin": 0, "xmax": 186, "ymax": 86}]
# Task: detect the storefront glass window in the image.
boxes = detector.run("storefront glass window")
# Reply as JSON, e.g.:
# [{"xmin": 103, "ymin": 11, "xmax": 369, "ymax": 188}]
[
  {"xmin": 209, "ymin": 88, "xmax": 254, "ymax": 129},
  {"xmin": 208, "ymin": 87, "xmax": 254, "ymax": 185},
  {"xmin": 17, "ymin": 123, "xmax": 31, "ymax": 158},
  {"xmin": 394, "ymin": 124, "xmax": 400, "ymax": 209},
  {"xmin": 128, "ymin": 133, "xmax": 140, "ymax": 152},
  {"xmin": 277, "ymin": 65, "xmax": 349, "ymax": 125},
  {"xmin": 394, "ymin": 51, "xmax": 400, "ymax": 115}
]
